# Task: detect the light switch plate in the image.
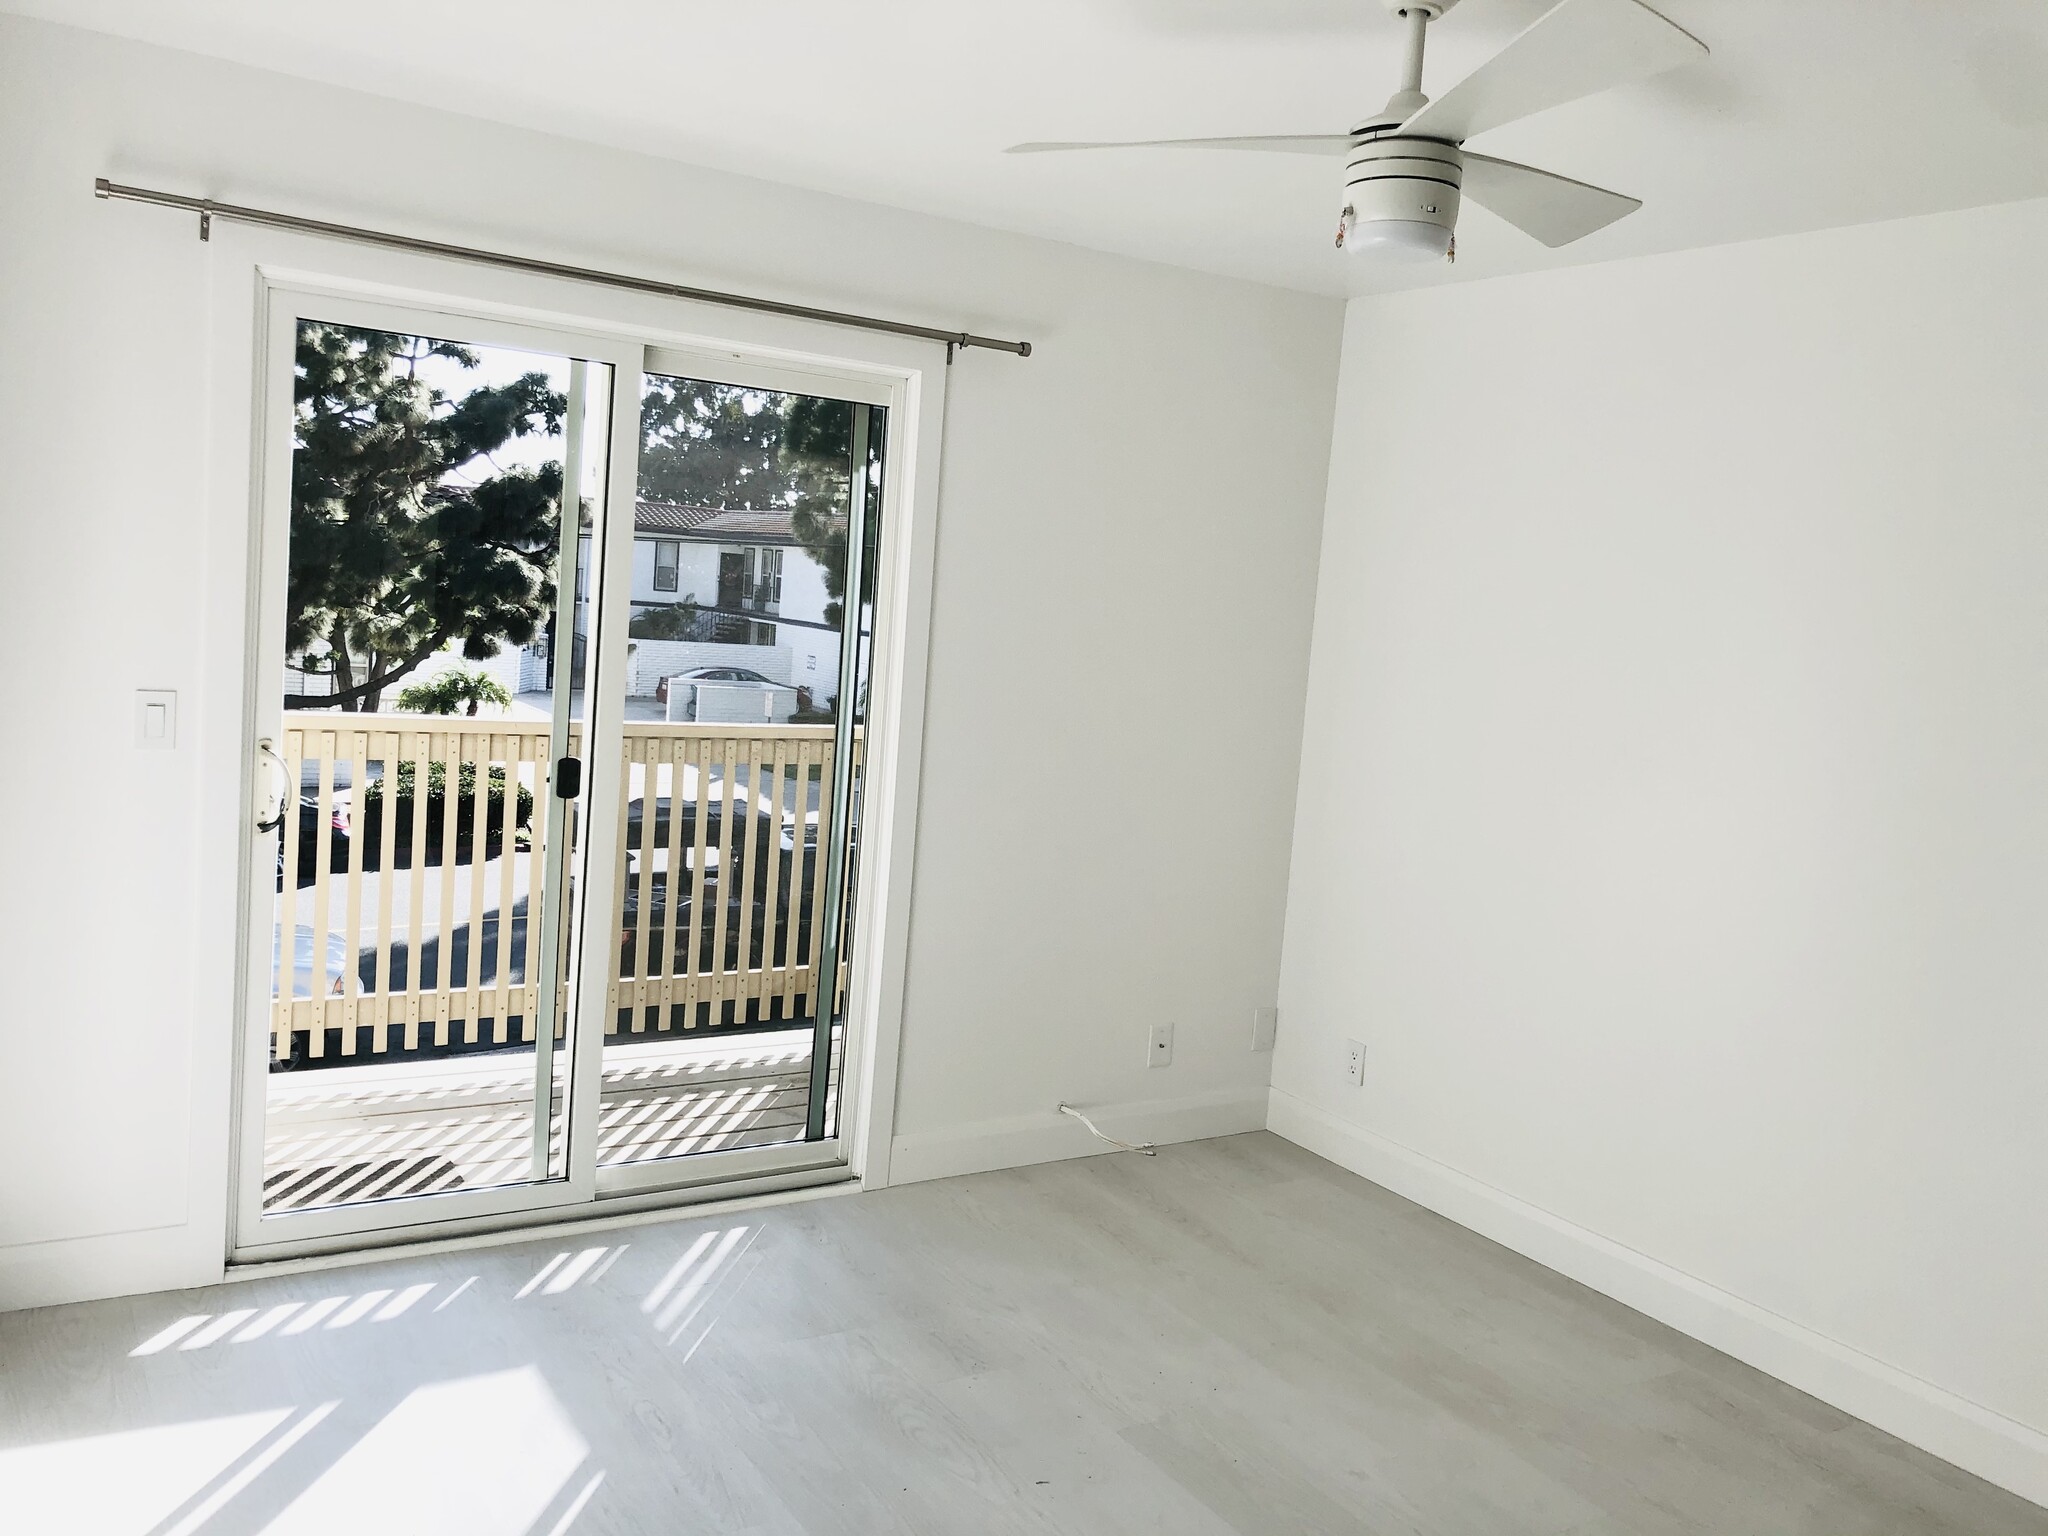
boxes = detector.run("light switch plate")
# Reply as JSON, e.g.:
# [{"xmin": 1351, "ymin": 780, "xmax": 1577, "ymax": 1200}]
[
  {"xmin": 135, "ymin": 689, "xmax": 177, "ymax": 749},
  {"xmin": 1251, "ymin": 1006, "xmax": 1278, "ymax": 1052}
]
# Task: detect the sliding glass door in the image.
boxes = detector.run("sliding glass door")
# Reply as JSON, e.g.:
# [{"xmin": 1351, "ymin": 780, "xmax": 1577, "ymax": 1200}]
[
  {"xmin": 235, "ymin": 293, "xmax": 888, "ymax": 1254},
  {"xmin": 594, "ymin": 352, "xmax": 885, "ymax": 1191}
]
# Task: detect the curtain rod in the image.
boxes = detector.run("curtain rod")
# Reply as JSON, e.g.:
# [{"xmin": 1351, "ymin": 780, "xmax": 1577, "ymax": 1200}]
[{"xmin": 94, "ymin": 177, "xmax": 1033, "ymax": 360}]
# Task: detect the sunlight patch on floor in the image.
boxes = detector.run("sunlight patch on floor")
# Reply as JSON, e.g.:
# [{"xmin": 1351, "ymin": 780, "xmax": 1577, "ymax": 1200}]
[
  {"xmin": 0, "ymin": 1407, "xmax": 293, "ymax": 1533},
  {"xmin": 258, "ymin": 1368, "xmax": 588, "ymax": 1535}
]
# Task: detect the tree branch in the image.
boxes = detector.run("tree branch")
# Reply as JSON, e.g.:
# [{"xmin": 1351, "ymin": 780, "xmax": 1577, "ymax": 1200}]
[{"xmin": 283, "ymin": 626, "xmax": 455, "ymax": 711}]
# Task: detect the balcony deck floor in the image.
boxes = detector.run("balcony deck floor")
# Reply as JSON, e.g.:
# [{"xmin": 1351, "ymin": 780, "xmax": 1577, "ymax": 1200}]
[{"xmin": 262, "ymin": 1027, "xmax": 837, "ymax": 1213}]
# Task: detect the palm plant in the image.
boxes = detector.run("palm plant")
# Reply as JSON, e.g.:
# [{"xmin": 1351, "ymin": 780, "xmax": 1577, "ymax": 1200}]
[{"xmin": 394, "ymin": 666, "xmax": 512, "ymax": 717}]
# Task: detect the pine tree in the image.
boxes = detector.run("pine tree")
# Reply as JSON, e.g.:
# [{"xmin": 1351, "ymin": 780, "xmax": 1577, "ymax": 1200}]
[{"xmin": 286, "ymin": 322, "xmax": 565, "ymax": 711}]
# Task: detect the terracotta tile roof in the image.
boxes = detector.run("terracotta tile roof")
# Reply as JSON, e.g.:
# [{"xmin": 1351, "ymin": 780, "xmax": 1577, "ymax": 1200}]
[{"xmin": 635, "ymin": 499, "xmax": 804, "ymax": 543}]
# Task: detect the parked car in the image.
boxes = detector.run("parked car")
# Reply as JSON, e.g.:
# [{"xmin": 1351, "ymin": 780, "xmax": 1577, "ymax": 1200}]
[
  {"xmin": 664, "ymin": 666, "xmax": 799, "ymax": 724},
  {"xmin": 619, "ymin": 872, "xmax": 761, "ymax": 979},
  {"xmin": 617, "ymin": 801, "xmax": 819, "ymax": 980},
  {"xmin": 273, "ymin": 923, "xmax": 350, "ymax": 1000},
  {"xmin": 276, "ymin": 796, "xmax": 350, "ymax": 888},
  {"xmin": 677, "ymin": 665, "xmax": 779, "ymax": 686},
  {"xmin": 623, "ymin": 789, "xmax": 806, "ymax": 883}
]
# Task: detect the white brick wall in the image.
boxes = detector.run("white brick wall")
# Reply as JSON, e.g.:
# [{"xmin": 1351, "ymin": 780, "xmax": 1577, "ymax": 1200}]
[
  {"xmin": 403, "ymin": 643, "xmax": 525, "ymax": 701},
  {"xmin": 670, "ymin": 681, "xmax": 800, "ymax": 724},
  {"xmin": 517, "ymin": 645, "xmax": 551, "ymax": 693}
]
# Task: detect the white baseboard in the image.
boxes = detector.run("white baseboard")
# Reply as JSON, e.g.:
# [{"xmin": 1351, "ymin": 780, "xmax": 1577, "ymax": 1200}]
[
  {"xmin": 0, "ymin": 1224, "xmax": 224, "ymax": 1314},
  {"xmin": 888, "ymin": 1087, "xmax": 1269, "ymax": 1187},
  {"xmin": 1266, "ymin": 1088, "xmax": 2048, "ymax": 1512}
]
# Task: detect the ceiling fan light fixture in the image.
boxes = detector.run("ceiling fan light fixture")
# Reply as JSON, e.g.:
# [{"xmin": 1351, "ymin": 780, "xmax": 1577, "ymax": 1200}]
[
  {"xmin": 1342, "ymin": 215, "xmax": 1454, "ymax": 261},
  {"xmin": 1341, "ymin": 134, "xmax": 1462, "ymax": 261}
]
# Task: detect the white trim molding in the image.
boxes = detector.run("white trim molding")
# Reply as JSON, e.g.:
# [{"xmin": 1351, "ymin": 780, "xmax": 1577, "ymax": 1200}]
[
  {"xmin": 887, "ymin": 1088, "xmax": 1268, "ymax": 1186},
  {"xmin": 0, "ymin": 1227, "xmax": 221, "ymax": 1315},
  {"xmin": 1266, "ymin": 1088, "xmax": 2048, "ymax": 1512}
]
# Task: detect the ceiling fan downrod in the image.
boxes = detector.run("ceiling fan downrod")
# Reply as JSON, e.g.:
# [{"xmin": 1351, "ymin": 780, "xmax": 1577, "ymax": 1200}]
[
  {"xmin": 1339, "ymin": 2, "xmax": 1463, "ymax": 261},
  {"xmin": 1389, "ymin": 4, "xmax": 1436, "ymax": 120}
]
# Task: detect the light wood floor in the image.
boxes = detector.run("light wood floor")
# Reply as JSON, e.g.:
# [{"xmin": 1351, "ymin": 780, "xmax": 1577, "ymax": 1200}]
[{"xmin": 2, "ymin": 1134, "xmax": 2042, "ymax": 1535}]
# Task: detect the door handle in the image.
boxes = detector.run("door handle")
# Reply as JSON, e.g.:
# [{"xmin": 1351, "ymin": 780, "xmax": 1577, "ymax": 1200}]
[
  {"xmin": 553, "ymin": 756, "xmax": 582, "ymax": 800},
  {"xmin": 255, "ymin": 739, "xmax": 290, "ymax": 832}
]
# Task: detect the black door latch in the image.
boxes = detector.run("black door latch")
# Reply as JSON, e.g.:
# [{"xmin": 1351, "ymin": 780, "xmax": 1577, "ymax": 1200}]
[{"xmin": 553, "ymin": 756, "xmax": 583, "ymax": 799}]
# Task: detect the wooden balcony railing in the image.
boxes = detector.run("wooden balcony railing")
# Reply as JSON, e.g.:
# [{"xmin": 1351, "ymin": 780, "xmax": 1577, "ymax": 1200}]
[{"xmin": 270, "ymin": 716, "xmax": 855, "ymax": 1066}]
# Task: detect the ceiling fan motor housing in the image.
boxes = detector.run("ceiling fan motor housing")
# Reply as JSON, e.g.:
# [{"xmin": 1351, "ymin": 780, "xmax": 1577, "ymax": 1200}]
[{"xmin": 1342, "ymin": 133, "xmax": 1462, "ymax": 255}]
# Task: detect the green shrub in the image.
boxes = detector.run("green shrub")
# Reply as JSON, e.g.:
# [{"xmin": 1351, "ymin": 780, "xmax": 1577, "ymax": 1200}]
[
  {"xmin": 358, "ymin": 760, "xmax": 533, "ymax": 860},
  {"xmin": 629, "ymin": 602, "xmax": 703, "ymax": 640}
]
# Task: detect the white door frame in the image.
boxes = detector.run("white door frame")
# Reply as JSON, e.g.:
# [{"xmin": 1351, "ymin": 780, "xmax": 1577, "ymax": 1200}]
[{"xmin": 212, "ymin": 235, "xmax": 945, "ymax": 1263}]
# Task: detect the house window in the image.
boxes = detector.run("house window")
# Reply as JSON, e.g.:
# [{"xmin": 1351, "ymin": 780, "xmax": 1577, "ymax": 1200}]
[
  {"xmin": 759, "ymin": 547, "xmax": 784, "ymax": 605},
  {"xmin": 653, "ymin": 540, "xmax": 679, "ymax": 592}
]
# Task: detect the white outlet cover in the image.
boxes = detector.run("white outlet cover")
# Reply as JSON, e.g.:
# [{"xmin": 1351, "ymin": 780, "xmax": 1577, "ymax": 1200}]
[
  {"xmin": 1344, "ymin": 1039, "xmax": 1367, "ymax": 1088},
  {"xmin": 1148, "ymin": 1022, "xmax": 1174, "ymax": 1068}
]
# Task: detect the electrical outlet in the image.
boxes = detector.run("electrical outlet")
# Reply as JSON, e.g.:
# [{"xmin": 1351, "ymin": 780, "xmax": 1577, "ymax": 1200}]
[
  {"xmin": 1251, "ymin": 1006, "xmax": 1278, "ymax": 1053},
  {"xmin": 1344, "ymin": 1039, "xmax": 1367, "ymax": 1088},
  {"xmin": 1148, "ymin": 1022, "xmax": 1174, "ymax": 1068}
]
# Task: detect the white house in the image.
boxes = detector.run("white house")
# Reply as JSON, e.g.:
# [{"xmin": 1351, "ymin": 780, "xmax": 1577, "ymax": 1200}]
[
  {"xmin": 283, "ymin": 499, "xmax": 845, "ymax": 711},
  {"xmin": 580, "ymin": 499, "xmax": 842, "ymax": 704}
]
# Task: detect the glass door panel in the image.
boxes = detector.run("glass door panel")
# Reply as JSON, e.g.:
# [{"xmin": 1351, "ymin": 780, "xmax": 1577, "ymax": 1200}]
[
  {"xmin": 248, "ymin": 302, "xmax": 615, "ymax": 1237},
  {"xmin": 238, "ymin": 297, "xmax": 898, "ymax": 1253},
  {"xmin": 597, "ymin": 366, "xmax": 886, "ymax": 1174}
]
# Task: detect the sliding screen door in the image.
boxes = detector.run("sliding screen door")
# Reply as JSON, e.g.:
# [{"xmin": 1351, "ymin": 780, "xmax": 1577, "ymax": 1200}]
[{"xmin": 593, "ymin": 355, "xmax": 886, "ymax": 1190}]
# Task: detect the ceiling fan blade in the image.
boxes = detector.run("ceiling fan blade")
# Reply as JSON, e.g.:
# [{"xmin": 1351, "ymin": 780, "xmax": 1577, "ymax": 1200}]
[
  {"xmin": 1460, "ymin": 154, "xmax": 1641, "ymax": 247},
  {"xmin": 1005, "ymin": 135, "xmax": 1352, "ymax": 156},
  {"xmin": 1399, "ymin": 0, "xmax": 1706, "ymax": 144}
]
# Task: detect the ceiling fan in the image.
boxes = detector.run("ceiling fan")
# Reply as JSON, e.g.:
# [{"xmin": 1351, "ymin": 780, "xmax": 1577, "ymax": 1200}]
[{"xmin": 1008, "ymin": 0, "xmax": 1708, "ymax": 262}]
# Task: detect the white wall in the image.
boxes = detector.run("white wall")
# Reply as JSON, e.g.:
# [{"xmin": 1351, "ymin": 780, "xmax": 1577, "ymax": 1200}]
[
  {"xmin": 627, "ymin": 536, "xmax": 720, "ymax": 609},
  {"xmin": 0, "ymin": 17, "xmax": 1339, "ymax": 1305},
  {"xmin": 1273, "ymin": 195, "xmax": 2048, "ymax": 1504},
  {"xmin": 402, "ymin": 642, "xmax": 527, "ymax": 705},
  {"xmin": 777, "ymin": 543, "xmax": 832, "ymax": 628},
  {"xmin": 783, "ymin": 625, "xmax": 839, "ymax": 705}
]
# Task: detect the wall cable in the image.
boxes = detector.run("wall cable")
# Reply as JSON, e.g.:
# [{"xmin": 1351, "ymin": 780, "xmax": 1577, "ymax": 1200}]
[{"xmin": 1057, "ymin": 1103, "xmax": 1158, "ymax": 1156}]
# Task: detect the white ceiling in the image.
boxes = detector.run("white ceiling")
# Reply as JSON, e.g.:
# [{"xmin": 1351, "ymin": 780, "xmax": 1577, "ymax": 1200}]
[{"xmin": 14, "ymin": 0, "xmax": 2048, "ymax": 296}]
